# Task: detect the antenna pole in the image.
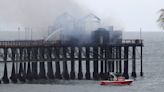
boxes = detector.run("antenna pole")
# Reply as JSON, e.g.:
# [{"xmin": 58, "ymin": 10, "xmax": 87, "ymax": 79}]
[
  {"xmin": 31, "ymin": 28, "xmax": 32, "ymax": 40},
  {"xmin": 25, "ymin": 27, "xmax": 27, "ymax": 40},
  {"xmin": 18, "ymin": 27, "xmax": 20, "ymax": 40},
  {"xmin": 140, "ymin": 28, "xmax": 142, "ymax": 39}
]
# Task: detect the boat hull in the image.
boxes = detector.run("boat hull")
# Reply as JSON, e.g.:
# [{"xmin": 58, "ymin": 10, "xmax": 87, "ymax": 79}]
[{"xmin": 100, "ymin": 80, "xmax": 133, "ymax": 86}]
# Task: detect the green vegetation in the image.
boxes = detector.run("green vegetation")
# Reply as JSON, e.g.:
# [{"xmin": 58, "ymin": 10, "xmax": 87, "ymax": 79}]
[{"xmin": 158, "ymin": 9, "xmax": 164, "ymax": 29}]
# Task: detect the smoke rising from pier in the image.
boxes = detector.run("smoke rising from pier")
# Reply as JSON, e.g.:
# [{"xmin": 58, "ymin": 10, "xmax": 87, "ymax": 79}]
[
  {"xmin": 0, "ymin": 0, "xmax": 123, "ymax": 41},
  {"xmin": 0, "ymin": 0, "xmax": 89, "ymax": 29}
]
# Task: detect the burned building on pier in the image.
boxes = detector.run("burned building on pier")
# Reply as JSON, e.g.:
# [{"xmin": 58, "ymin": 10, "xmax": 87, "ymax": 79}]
[
  {"xmin": 91, "ymin": 28, "xmax": 122, "ymax": 44},
  {"xmin": 46, "ymin": 13, "xmax": 122, "ymax": 45}
]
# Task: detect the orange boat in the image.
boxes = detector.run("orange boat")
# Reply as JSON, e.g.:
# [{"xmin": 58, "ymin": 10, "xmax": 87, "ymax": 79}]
[{"xmin": 100, "ymin": 73, "xmax": 133, "ymax": 86}]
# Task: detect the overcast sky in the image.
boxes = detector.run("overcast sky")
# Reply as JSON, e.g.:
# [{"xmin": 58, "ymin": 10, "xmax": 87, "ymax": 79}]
[
  {"xmin": 74, "ymin": 0, "xmax": 164, "ymax": 32},
  {"xmin": 0, "ymin": 0, "xmax": 163, "ymax": 32}
]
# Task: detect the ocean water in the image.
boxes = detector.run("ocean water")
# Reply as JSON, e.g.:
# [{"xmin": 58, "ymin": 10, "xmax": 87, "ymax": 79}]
[{"xmin": 0, "ymin": 32, "xmax": 164, "ymax": 92}]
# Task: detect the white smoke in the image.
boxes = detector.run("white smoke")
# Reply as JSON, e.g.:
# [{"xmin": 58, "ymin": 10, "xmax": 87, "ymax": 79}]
[
  {"xmin": 0, "ymin": 0, "xmax": 123, "ymax": 41},
  {"xmin": 0, "ymin": 0, "xmax": 89, "ymax": 30}
]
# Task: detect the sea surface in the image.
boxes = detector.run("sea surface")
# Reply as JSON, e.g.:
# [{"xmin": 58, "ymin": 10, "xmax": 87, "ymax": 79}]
[{"xmin": 0, "ymin": 32, "xmax": 164, "ymax": 92}]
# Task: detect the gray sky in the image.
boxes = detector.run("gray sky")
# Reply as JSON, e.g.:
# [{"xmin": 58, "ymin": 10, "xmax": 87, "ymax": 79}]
[
  {"xmin": 0, "ymin": 0, "xmax": 163, "ymax": 32},
  {"xmin": 74, "ymin": 0, "xmax": 164, "ymax": 32}
]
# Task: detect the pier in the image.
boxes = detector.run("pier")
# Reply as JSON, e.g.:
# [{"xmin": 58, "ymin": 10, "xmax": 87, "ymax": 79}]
[{"xmin": 0, "ymin": 39, "xmax": 143, "ymax": 84}]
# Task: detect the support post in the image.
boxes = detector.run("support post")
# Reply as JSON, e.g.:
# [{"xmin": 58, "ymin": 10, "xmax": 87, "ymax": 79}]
[
  {"xmin": 118, "ymin": 47, "xmax": 122, "ymax": 74},
  {"xmin": 93, "ymin": 46, "xmax": 99, "ymax": 80},
  {"xmin": 85, "ymin": 46, "xmax": 91, "ymax": 80},
  {"xmin": 55, "ymin": 47, "xmax": 62, "ymax": 79},
  {"xmin": 10, "ymin": 48, "xmax": 17, "ymax": 83},
  {"xmin": 23, "ymin": 49, "xmax": 27, "ymax": 80},
  {"xmin": 47, "ymin": 48, "xmax": 54, "ymax": 79},
  {"xmin": 78, "ymin": 46, "xmax": 83, "ymax": 79},
  {"xmin": 100, "ymin": 46, "xmax": 105, "ymax": 79},
  {"xmin": 62, "ymin": 46, "xmax": 69, "ymax": 80},
  {"xmin": 123, "ymin": 46, "xmax": 129, "ymax": 79},
  {"xmin": 18, "ymin": 48, "xmax": 26, "ymax": 82},
  {"xmin": 26, "ymin": 48, "xmax": 33, "ymax": 81},
  {"xmin": 70, "ymin": 46, "xmax": 75, "ymax": 79},
  {"xmin": 2, "ymin": 48, "xmax": 9, "ymax": 84},
  {"xmin": 39, "ymin": 48, "xmax": 46, "ymax": 79},
  {"xmin": 131, "ymin": 46, "xmax": 137, "ymax": 78},
  {"xmin": 110, "ymin": 47, "xmax": 114, "ymax": 72},
  {"xmin": 140, "ymin": 46, "xmax": 143, "ymax": 76},
  {"xmin": 108, "ymin": 46, "xmax": 111, "ymax": 73},
  {"xmin": 32, "ymin": 48, "xmax": 38, "ymax": 80},
  {"xmin": 116, "ymin": 47, "xmax": 119, "ymax": 74},
  {"xmin": 104, "ymin": 46, "xmax": 108, "ymax": 80}
]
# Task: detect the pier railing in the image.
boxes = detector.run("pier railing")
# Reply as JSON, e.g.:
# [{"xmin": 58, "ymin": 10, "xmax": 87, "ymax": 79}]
[
  {"xmin": 0, "ymin": 39, "xmax": 143, "ymax": 47},
  {"xmin": 0, "ymin": 40, "xmax": 59, "ymax": 47},
  {"xmin": 122, "ymin": 39, "xmax": 143, "ymax": 44}
]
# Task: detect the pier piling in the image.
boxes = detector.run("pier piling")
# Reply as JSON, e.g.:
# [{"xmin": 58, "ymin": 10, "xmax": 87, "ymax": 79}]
[
  {"xmin": 2, "ymin": 48, "xmax": 9, "ymax": 84},
  {"xmin": 85, "ymin": 46, "xmax": 91, "ymax": 80},
  {"xmin": 54, "ymin": 47, "xmax": 62, "ymax": 79},
  {"xmin": 10, "ymin": 49, "xmax": 17, "ymax": 83},
  {"xmin": 123, "ymin": 46, "xmax": 129, "ymax": 79},
  {"xmin": 0, "ymin": 39, "xmax": 143, "ymax": 83},
  {"xmin": 32, "ymin": 48, "xmax": 39, "ymax": 80},
  {"xmin": 47, "ymin": 48, "xmax": 54, "ymax": 79},
  {"xmin": 93, "ymin": 46, "xmax": 99, "ymax": 80},
  {"xmin": 140, "ymin": 46, "xmax": 143, "ymax": 76},
  {"xmin": 78, "ymin": 46, "xmax": 83, "ymax": 79},
  {"xmin": 131, "ymin": 46, "xmax": 137, "ymax": 78},
  {"xmin": 70, "ymin": 46, "xmax": 75, "ymax": 79},
  {"xmin": 39, "ymin": 48, "xmax": 46, "ymax": 79},
  {"xmin": 118, "ymin": 47, "xmax": 122, "ymax": 73},
  {"xmin": 26, "ymin": 48, "xmax": 33, "ymax": 81},
  {"xmin": 62, "ymin": 46, "xmax": 69, "ymax": 80}
]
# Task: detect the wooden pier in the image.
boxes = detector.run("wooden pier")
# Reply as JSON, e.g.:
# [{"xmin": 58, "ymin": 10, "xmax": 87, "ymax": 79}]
[{"xmin": 0, "ymin": 39, "xmax": 143, "ymax": 84}]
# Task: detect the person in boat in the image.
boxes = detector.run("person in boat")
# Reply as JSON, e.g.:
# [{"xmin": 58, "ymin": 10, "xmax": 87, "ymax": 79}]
[
  {"xmin": 108, "ymin": 72, "xmax": 125, "ymax": 81},
  {"xmin": 109, "ymin": 72, "xmax": 117, "ymax": 81}
]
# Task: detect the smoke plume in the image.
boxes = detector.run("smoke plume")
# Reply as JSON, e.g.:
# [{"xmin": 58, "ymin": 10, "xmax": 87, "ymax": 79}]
[{"xmin": 0, "ymin": 0, "xmax": 89, "ymax": 29}]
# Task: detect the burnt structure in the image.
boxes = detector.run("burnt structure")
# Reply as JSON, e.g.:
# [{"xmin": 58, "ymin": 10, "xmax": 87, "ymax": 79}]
[{"xmin": 0, "ymin": 28, "xmax": 143, "ymax": 84}]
